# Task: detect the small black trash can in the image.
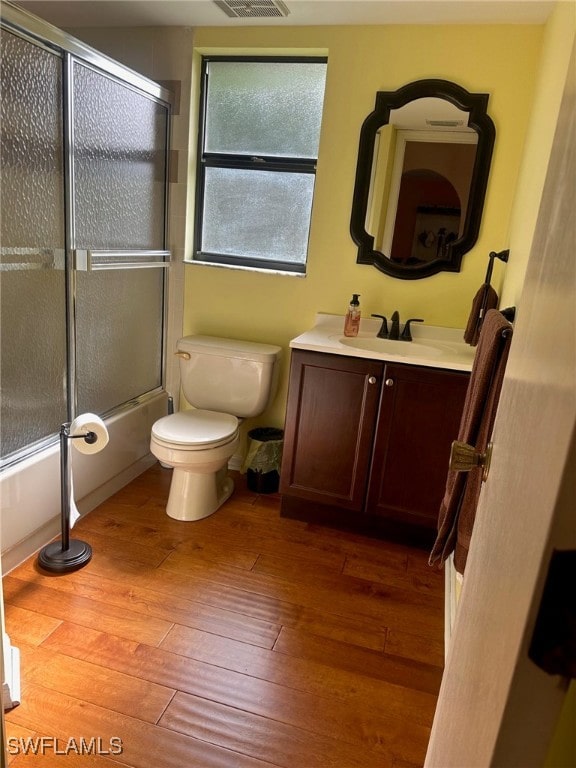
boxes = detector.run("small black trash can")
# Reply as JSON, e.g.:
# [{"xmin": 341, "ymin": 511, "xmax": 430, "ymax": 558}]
[{"xmin": 243, "ymin": 427, "xmax": 284, "ymax": 494}]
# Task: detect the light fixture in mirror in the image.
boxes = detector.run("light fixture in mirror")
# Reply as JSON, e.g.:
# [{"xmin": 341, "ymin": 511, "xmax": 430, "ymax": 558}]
[{"xmin": 350, "ymin": 80, "xmax": 495, "ymax": 279}]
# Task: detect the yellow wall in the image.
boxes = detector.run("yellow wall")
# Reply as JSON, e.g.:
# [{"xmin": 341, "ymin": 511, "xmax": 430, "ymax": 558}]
[
  {"xmin": 500, "ymin": 1, "xmax": 576, "ymax": 308},
  {"xmin": 546, "ymin": 681, "xmax": 576, "ymax": 767},
  {"xmin": 186, "ymin": 24, "xmax": 542, "ymax": 427}
]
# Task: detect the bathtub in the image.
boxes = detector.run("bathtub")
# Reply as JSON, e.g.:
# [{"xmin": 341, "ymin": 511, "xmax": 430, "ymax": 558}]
[{"xmin": 0, "ymin": 392, "xmax": 168, "ymax": 574}]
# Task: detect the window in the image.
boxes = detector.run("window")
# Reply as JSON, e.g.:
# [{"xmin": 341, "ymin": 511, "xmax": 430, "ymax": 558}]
[{"xmin": 193, "ymin": 57, "xmax": 327, "ymax": 274}]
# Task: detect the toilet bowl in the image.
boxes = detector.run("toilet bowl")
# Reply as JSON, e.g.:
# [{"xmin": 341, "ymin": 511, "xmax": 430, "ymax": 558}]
[
  {"xmin": 150, "ymin": 335, "xmax": 281, "ymax": 521},
  {"xmin": 151, "ymin": 410, "xmax": 240, "ymax": 521}
]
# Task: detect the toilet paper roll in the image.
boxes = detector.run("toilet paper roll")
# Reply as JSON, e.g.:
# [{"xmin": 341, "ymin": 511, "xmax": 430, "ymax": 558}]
[
  {"xmin": 67, "ymin": 413, "xmax": 109, "ymax": 528},
  {"xmin": 69, "ymin": 413, "xmax": 109, "ymax": 455}
]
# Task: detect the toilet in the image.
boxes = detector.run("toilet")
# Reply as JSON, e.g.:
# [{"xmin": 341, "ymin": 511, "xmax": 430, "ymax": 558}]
[{"xmin": 150, "ymin": 335, "xmax": 282, "ymax": 521}]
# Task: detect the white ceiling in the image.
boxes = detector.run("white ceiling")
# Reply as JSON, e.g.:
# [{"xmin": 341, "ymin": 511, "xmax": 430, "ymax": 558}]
[{"xmin": 14, "ymin": 0, "xmax": 557, "ymax": 28}]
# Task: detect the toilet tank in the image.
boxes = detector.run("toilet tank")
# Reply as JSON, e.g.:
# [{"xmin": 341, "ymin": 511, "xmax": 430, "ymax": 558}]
[{"xmin": 177, "ymin": 336, "xmax": 282, "ymax": 418}]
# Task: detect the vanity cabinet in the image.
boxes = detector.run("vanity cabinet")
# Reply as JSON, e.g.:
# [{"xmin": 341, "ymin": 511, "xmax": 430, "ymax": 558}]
[{"xmin": 280, "ymin": 349, "xmax": 469, "ymax": 542}]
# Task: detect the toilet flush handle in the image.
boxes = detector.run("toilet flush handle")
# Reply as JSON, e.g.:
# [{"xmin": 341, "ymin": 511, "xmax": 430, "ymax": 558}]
[{"xmin": 174, "ymin": 351, "xmax": 191, "ymax": 360}]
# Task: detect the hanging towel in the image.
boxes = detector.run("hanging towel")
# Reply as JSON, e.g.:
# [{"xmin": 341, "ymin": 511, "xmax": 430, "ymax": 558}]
[
  {"xmin": 463, "ymin": 283, "xmax": 499, "ymax": 346},
  {"xmin": 429, "ymin": 309, "xmax": 513, "ymax": 574}
]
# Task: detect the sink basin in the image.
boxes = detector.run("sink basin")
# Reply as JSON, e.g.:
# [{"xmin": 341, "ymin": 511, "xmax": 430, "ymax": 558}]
[{"xmin": 339, "ymin": 336, "xmax": 445, "ymax": 358}]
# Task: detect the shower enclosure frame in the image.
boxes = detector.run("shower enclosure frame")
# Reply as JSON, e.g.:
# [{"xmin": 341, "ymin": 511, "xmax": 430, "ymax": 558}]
[{"xmin": 0, "ymin": 2, "xmax": 174, "ymax": 471}]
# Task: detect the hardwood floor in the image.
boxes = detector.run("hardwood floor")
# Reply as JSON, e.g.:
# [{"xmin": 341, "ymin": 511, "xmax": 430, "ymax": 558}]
[{"xmin": 3, "ymin": 464, "xmax": 444, "ymax": 767}]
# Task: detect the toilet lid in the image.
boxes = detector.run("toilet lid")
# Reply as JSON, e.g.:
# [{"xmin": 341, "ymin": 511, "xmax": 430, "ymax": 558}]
[{"xmin": 152, "ymin": 410, "xmax": 238, "ymax": 448}]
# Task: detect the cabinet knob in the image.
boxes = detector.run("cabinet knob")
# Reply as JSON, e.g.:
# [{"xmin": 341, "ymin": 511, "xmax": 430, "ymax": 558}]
[
  {"xmin": 367, "ymin": 376, "xmax": 377, "ymax": 385},
  {"xmin": 385, "ymin": 378, "xmax": 394, "ymax": 387},
  {"xmin": 449, "ymin": 440, "xmax": 493, "ymax": 482}
]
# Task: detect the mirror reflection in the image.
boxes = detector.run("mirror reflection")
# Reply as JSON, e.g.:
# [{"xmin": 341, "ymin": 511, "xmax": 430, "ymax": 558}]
[{"xmin": 351, "ymin": 80, "xmax": 495, "ymax": 279}]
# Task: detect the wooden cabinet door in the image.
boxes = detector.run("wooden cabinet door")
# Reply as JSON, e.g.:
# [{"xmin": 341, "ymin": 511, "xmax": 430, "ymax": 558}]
[
  {"xmin": 280, "ymin": 350, "xmax": 383, "ymax": 511},
  {"xmin": 366, "ymin": 363, "xmax": 469, "ymax": 529}
]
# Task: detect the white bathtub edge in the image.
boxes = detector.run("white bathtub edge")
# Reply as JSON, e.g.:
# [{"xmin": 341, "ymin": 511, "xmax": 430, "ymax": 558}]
[
  {"xmin": 1, "ymin": 452, "xmax": 158, "ymax": 575},
  {"xmin": 1, "ymin": 393, "xmax": 168, "ymax": 574}
]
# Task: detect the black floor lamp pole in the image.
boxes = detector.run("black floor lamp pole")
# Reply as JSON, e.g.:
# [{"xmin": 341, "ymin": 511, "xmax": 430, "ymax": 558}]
[{"xmin": 37, "ymin": 423, "xmax": 93, "ymax": 574}]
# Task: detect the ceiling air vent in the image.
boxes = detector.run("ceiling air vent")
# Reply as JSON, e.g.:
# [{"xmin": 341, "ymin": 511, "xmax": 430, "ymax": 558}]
[{"xmin": 214, "ymin": 0, "xmax": 290, "ymax": 18}]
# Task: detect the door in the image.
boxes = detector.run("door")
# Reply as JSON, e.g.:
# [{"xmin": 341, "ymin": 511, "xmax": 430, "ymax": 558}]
[
  {"xmin": 280, "ymin": 350, "xmax": 382, "ymax": 511},
  {"xmin": 367, "ymin": 363, "xmax": 468, "ymax": 530},
  {"xmin": 425, "ymin": 44, "xmax": 575, "ymax": 767},
  {"xmin": 0, "ymin": 21, "xmax": 170, "ymax": 469},
  {"xmin": 0, "ymin": 30, "xmax": 68, "ymax": 462},
  {"xmin": 71, "ymin": 57, "xmax": 169, "ymax": 418}
]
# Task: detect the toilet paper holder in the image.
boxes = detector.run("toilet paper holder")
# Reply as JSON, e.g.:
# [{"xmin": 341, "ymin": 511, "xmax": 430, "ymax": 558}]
[{"xmin": 37, "ymin": 422, "xmax": 100, "ymax": 574}]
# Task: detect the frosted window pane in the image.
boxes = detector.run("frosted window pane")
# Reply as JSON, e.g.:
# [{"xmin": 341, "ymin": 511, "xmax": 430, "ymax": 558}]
[
  {"xmin": 205, "ymin": 61, "xmax": 326, "ymax": 158},
  {"xmin": 73, "ymin": 62, "xmax": 167, "ymax": 250},
  {"xmin": 76, "ymin": 269, "xmax": 164, "ymax": 415},
  {"xmin": 202, "ymin": 167, "xmax": 314, "ymax": 264},
  {"xmin": 0, "ymin": 32, "xmax": 67, "ymax": 460}
]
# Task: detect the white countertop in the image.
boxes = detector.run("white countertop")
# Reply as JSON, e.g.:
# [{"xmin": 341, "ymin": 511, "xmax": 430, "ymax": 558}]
[{"xmin": 289, "ymin": 313, "xmax": 476, "ymax": 372}]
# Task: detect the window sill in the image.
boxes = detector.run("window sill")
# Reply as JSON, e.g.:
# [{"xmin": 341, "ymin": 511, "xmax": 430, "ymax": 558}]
[{"xmin": 184, "ymin": 259, "xmax": 306, "ymax": 278}]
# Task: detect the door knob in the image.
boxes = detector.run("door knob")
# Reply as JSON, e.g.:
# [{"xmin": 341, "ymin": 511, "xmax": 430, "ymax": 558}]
[
  {"xmin": 385, "ymin": 378, "xmax": 394, "ymax": 387},
  {"xmin": 449, "ymin": 440, "xmax": 493, "ymax": 482},
  {"xmin": 367, "ymin": 376, "xmax": 377, "ymax": 384}
]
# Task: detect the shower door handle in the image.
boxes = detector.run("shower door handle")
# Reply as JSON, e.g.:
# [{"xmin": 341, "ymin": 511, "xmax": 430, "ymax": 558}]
[{"xmin": 74, "ymin": 249, "xmax": 171, "ymax": 271}]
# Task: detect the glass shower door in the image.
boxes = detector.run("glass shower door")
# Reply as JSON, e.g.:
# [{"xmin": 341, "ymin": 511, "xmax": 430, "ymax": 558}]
[
  {"xmin": 0, "ymin": 31, "xmax": 67, "ymax": 463},
  {"xmin": 0, "ymin": 23, "xmax": 170, "ymax": 468},
  {"xmin": 71, "ymin": 60, "xmax": 169, "ymax": 417}
]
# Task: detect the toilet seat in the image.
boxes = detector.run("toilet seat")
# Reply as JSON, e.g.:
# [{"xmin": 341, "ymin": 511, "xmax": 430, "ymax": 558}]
[{"xmin": 151, "ymin": 410, "xmax": 238, "ymax": 450}]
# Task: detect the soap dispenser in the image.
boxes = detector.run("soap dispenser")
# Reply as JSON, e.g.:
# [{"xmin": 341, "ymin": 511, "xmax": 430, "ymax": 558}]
[{"xmin": 343, "ymin": 294, "xmax": 361, "ymax": 337}]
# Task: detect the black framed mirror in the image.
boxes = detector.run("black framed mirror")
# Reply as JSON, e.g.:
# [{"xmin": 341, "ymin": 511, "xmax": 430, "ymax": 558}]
[{"xmin": 350, "ymin": 79, "xmax": 495, "ymax": 279}]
